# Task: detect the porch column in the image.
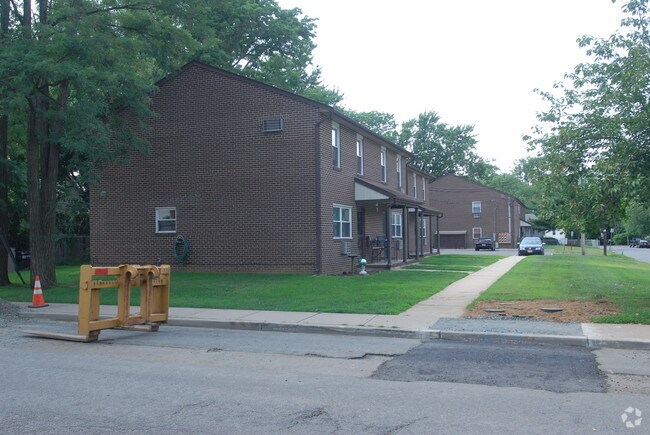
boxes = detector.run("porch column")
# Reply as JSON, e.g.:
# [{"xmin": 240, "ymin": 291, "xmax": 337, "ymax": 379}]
[
  {"xmin": 429, "ymin": 216, "xmax": 433, "ymax": 254},
  {"xmin": 414, "ymin": 210, "xmax": 419, "ymax": 260},
  {"xmin": 402, "ymin": 206, "xmax": 408, "ymax": 263},
  {"xmin": 436, "ymin": 215, "xmax": 441, "ymax": 255},
  {"xmin": 385, "ymin": 208, "xmax": 392, "ymax": 267}
]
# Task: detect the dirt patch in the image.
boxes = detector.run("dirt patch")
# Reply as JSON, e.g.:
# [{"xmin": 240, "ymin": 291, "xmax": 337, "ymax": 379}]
[{"xmin": 465, "ymin": 299, "xmax": 618, "ymax": 323}]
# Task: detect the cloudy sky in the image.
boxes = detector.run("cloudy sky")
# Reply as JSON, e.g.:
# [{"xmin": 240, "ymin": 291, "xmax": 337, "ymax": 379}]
[{"xmin": 277, "ymin": 0, "xmax": 625, "ymax": 171}]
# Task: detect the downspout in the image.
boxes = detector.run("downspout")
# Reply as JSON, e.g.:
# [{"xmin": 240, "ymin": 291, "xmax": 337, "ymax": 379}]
[{"xmin": 314, "ymin": 110, "xmax": 328, "ymax": 274}]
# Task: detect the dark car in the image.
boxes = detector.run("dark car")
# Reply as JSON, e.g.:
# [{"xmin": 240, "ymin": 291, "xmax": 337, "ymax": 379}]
[
  {"xmin": 475, "ymin": 238, "xmax": 495, "ymax": 251},
  {"xmin": 518, "ymin": 237, "xmax": 545, "ymax": 256},
  {"xmin": 639, "ymin": 240, "xmax": 650, "ymax": 248},
  {"xmin": 629, "ymin": 237, "xmax": 641, "ymax": 247},
  {"xmin": 15, "ymin": 250, "xmax": 30, "ymax": 270}
]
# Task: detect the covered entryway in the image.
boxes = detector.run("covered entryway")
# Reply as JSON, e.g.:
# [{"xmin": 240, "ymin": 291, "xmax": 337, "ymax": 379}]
[{"xmin": 439, "ymin": 231, "xmax": 467, "ymax": 249}]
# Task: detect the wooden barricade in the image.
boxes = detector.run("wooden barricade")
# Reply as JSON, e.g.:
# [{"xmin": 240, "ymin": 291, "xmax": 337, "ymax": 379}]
[{"xmin": 77, "ymin": 264, "xmax": 171, "ymax": 341}]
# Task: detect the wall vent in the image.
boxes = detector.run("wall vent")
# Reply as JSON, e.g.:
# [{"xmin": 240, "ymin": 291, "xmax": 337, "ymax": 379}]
[{"xmin": 262, "ymin": 118, "xmax": 283, "ymax": 132}]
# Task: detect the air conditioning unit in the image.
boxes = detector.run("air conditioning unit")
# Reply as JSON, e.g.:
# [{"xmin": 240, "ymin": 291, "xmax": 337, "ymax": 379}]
[
  {"xmin": 262, "ymin": 118, "xmax": 283, "ymax": 132},
  {"xmin": 341, "ymin": 241, "xmax": 351, "ymax": 255}
]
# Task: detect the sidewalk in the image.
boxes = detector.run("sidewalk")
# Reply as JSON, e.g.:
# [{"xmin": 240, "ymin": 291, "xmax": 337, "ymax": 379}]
[{"xmin": 17, "ymin": 256, "xmax": 650, "ymax": 349}]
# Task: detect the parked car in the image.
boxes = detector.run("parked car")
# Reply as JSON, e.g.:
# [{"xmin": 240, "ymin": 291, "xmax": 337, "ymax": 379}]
[
  {"xmin": 15, "ymin": 250, "xmax": 30, "ymax": 270},
  {"xmin": 639, "ymin": 240, "xmax": 649, "ymax": 248},
  {"xmin": 629, "ymin": 237, "xmax": 641, "ymax": 247},
  {"xmin": 518, "ymin": 237, "xmax": 545, "ymax": 256},
  {"xmin": 475, "ymin": 238, "xmax": 495, "ymax": 251}
]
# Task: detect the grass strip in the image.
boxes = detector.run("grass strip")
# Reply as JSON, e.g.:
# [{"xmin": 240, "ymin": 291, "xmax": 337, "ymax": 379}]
[
  {"xmin": 474, "ymin": 254, "xmax": 650, "ymax": 324},
  {"xmin": 0, "ymin": 266, "xmax": 466, "ymax": 315}
]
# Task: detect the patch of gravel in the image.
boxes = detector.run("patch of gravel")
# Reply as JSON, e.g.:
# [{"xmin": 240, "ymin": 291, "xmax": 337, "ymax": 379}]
[
  {"xmin": 0, "ymin": 299, "xmax": 21, "ymax": 327},
  {"xmin": 432, "ymin": 316, "xmax": 584, "ymax": 336}
]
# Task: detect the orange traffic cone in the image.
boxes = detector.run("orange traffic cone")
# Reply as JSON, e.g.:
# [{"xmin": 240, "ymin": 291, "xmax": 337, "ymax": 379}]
[{"xmin": 28, "ymin": 275, "xmax": 49, "ymax": 308}]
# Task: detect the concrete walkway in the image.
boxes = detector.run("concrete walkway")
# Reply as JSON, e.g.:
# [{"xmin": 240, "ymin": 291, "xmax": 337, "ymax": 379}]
[{"xmin": 17, "ymin": 256, "xmax": 650, "ymax": 349}]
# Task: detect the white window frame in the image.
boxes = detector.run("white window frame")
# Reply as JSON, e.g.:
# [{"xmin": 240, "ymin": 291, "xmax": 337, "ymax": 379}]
[
  {"xmin": 396, "ymin": 156, "xmax": 402, "ymax": 189},
  {"xmin": 391, "ymin": 212, "xmax": 403, "ymax": 238},
  {"xmin": 473, "ymin": 227, "xmax": 482, "ymax": 239},
  {"xmin": 155, "ymin": 207, "xmax": 177, "ymax": 233},
  {"xmin": 422, "ymin": 218, "xmax": 427, "ymax": 239},
  {"xmin": 380, "ymin": 147, "xmax": 387, "ymax": 182},
  {"xmin": 356, "ymin": 134, "xmax": 364, "ymax": 175},
  {"xmin": 413, "ymin": 172, "xmax": 417, "ymax": 197},
  {"xmin": 333, "ymin": 204, "xmax": 352, "ymax": 239},
  {"xmin": 422, "ymin": 176, "xmax": 426, "ymax": 201},
  {"xmin": 332, "ymin": 122, "xmax": 340, "ymax": 168},
  {"xmin": 472, "ymin": 201, "xmax": 482, "ymax": 214}
]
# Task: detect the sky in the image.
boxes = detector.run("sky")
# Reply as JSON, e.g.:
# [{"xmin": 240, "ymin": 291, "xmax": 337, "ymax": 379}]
[{"xmin": 277, "ymin": 0, "xmax": 625, "ymax": 172}]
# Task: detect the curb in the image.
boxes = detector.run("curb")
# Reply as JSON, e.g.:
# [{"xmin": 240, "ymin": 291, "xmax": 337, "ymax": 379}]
[
  {"xmin": 438, "ymin": 330, "xmax": 589, "ymax": 347},
  {"xmin": 19, "ymin": 310, "xmax": 650, "ymax": 350}
]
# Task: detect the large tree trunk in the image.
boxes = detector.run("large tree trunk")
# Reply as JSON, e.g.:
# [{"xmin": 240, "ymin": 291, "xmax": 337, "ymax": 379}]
[
  {"xmin": 25, "ymin": 0, "xmax": 60, "ymax": 289},
  {"xmin": 0, "ymin": 113, "xmax": 9, "ymax": 286},
  {"xmin": 0, "ymin": 0, "xmax": 10, "ymax": 285},
  {"xmin": 27, "ymin": 87, "xmax": 60, "ymax": 289}
]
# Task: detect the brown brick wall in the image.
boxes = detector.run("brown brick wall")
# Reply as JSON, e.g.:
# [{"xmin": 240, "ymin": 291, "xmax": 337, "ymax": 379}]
[
  {"xmin": 429, "ymin": 175, "xmax": 524, "ymax": 248},
  {"xmin": 91, "ymin": 64, "xmax": 322, "ymax": 272},
  {"xmin": 90, "ymin": 63, "xmax": 416, "ymax": 274}
]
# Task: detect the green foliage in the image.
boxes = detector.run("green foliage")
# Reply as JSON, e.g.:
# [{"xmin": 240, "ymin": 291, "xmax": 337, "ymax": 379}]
[
  {"xmin": 528, "ymin": 0, "xmax": 650, "ymax": 241},
  {"xmin": 622, "ymin": 202, "xmax": 650, "ymax": 238},
  {"xmin": 339, "ymin": 109, "xmax": 399, "ymax": 141},
  {"xmin": 399, "ymin": 111, "xmax": 496, "ymax": 180},
  {"xmin": 0, "ymin": 0, "xmax": 338, "ymax": 285}
]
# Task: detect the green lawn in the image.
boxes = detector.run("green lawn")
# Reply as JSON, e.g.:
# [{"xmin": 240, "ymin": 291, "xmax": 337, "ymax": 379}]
[
  {"xmin": 420, "ymin": 254, "xmax": 506, "ymax": 267},
  {"xmin": 474, "ymin": 253, "xmax": 650, "ymax": 324},
  {"xmin": 0, "ymin": 265, "xmax": 467, "ymax": 315}
]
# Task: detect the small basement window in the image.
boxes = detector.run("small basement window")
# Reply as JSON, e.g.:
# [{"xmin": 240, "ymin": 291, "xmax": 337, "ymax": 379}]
[
  {"xmin": 156, "ymin": 207, "xmax": 177, "ymax": 233},
  {"xmin": 262, "ymin": 118, "xmax": 283, "ymax": 132}
]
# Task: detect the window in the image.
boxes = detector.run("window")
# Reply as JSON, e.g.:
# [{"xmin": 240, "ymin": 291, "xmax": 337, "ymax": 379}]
[
  {"xmin": 413, "ymin": 172, "xmax": 417, "ymax": 197},
  {"xmin": 473, "ymin": 227, "xmax": 482, "ymax": 239},
  {"xmin": 391, "ymin": 212, "xmax": 402, "ymax": 238},
  {"xmin": 333, "ymin": 205, "xmax": 352, "ymax": 239},
  {"xmin": 396, "ymin": 156, "xmax": 402, "ymax": 189},
  {"xmin": 422, "ymin": 218, "xmax": 427, "ymax": 239},
  {"xmin": 380, "ymin": 147, "xmax": 387, "ymax": 182},
  {"xmin": 155, "ymin": 207, "xmax": 177, "ymax": 233},
  {"xmin": 422, "ymin": 176, "xmax": 426, "ymax": 201},
  {"xmin": 332, "ymin": 122, "xmax": 340, "ymax": 168},
  {"xmin": 472, "ymin": 201, "xmax": 481, "ymax": 216},
  {"xmin": 356, "ymin": 135, "xmax": 364, "ymax": 175}
]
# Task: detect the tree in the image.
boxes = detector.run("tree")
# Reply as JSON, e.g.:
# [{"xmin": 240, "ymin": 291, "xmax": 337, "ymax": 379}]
[
  {"xmin": 0, "ymin": 0, "xmax": 9, "ymax": 285},
  {"xmin": 527, "ymin": 0, "xmax": 650, "ymax": 254},
  {"xmin": 340, "ymin": 109, "xmax": 399, "ymax": 142},
  {"xmin": 0, "ymin": 0, "xmax": 337, "ymax": 287},
  {"xmin": 398, "ymin": 111, "xmax": 496, "ymax": 180},
  {"xmin": 623, "ymin": 202, "xmax": 650, "ymax": 238}
]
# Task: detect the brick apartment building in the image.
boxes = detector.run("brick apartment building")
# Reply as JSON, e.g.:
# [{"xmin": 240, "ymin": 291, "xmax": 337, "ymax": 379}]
[
  {"xmin": 429, "ymin": 174, "xmax": 529, "ymax": 249},
  {"xmin": 90, "ymin": 61, "xmax": 442, "ymax": 274}
]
